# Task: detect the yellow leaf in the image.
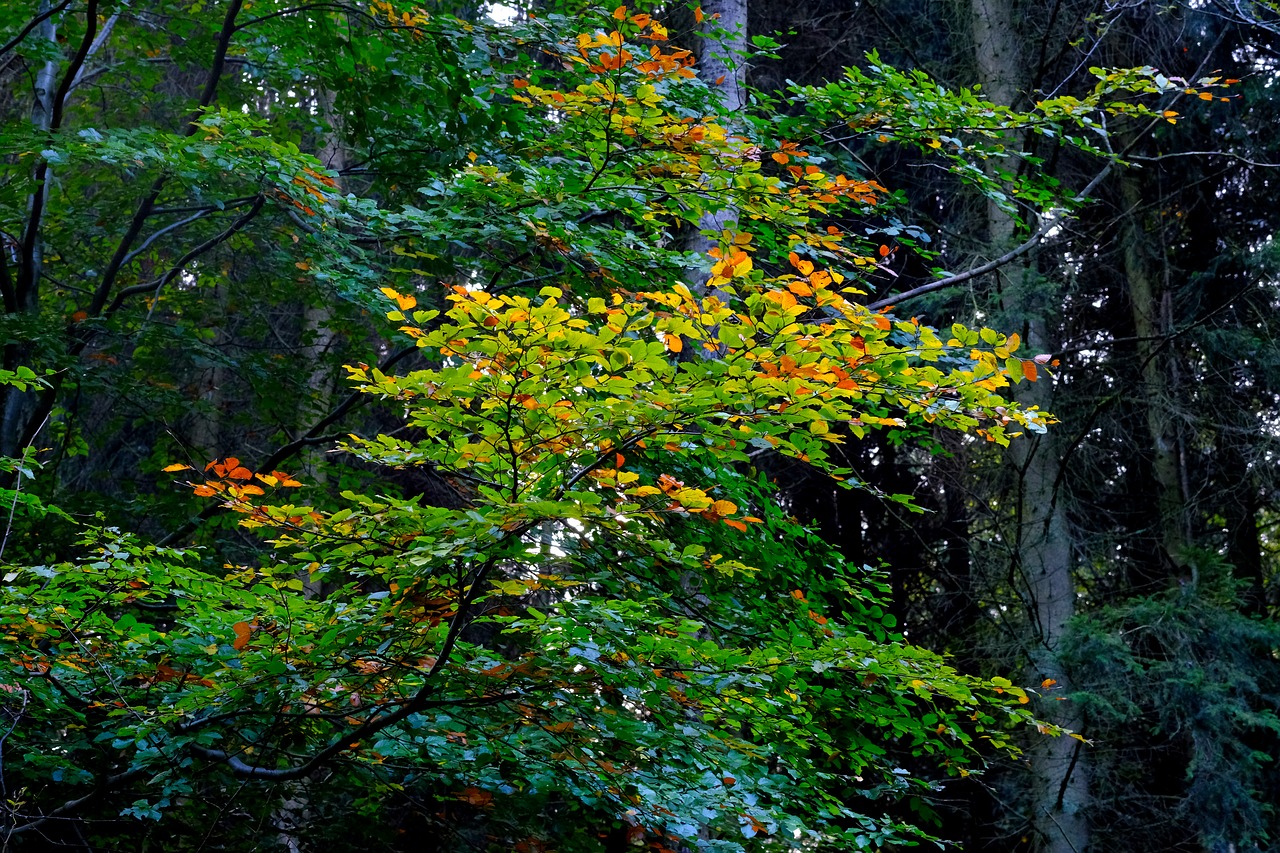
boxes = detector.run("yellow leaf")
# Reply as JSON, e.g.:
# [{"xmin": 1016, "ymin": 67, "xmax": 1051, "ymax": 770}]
[
  {"xmin": 710, "ymin": 499, "xmax": 738, "ymax": 516},
  {"xmin": 162, "ymin": 463, "xmax": 192, "ymax": 473},
  {"xmin": 380, "ymin": 287, "xmax": 417, "ymax": 310}
]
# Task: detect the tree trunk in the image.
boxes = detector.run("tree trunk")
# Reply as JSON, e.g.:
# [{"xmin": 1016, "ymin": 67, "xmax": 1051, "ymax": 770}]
[
  {"xmin": 1119, "ymin": 172, "xmax": 1190, "ymax": 582},
  {"xmin": 685, "ymin": 0, "xmax": 749, "ymax": 297},
  {"xmin": 1, "ymin": 1, "xmax": 59, "ymax": 458},
  {"xmin": 968, "ymin": 1, "xmax": 1089, "ymax": 850}
]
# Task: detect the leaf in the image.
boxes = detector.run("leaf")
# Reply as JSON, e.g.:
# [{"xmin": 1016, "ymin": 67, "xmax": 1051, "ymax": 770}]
[
  {"xmin": 162, "ymin": 463, "xmax": 192, "ymax": 473},
  {"xmin": 380, "ymin": 287, "xmax": 417, "ymax": 311},
  {"xmin": 232, "ymin": 621, "xmax": 252, "ymax": 651},
  {"xmin": 665, "ymin": 333, "xmax": 683, "ymax": 353},
  {"xmin": 458, "ymin": 787, "xmax": 494, "ymax": 807}
]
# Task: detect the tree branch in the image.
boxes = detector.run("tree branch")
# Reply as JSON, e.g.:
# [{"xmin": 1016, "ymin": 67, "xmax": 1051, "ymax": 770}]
[
  {"xmin": 3, "ymin": 768, "xmax": 147, "ymax": 839},
  {"xmin": 190, "ymin": 547, "xmax": 522, "ymax": 780},
  {"xmin": 0, "ymin": 0, "xmax": 72, "ymax": 59},
  {"xmin": 88, "ymin": 0, "xmax": 246, "ymax": 317},
  {"xmin": 104, "ymin": 196, "xmax": 265, "ymax": 317},
  {"xmin": 156, "ymin": 342, "xmax": 419, "ymax": 547},
  {"xmin": 117, "ymin": 210, "xmax": 213, "ymax": 271},
  {"xmin": 865, "ymin": 161, "xmax": 1115, "ymax": 311}
]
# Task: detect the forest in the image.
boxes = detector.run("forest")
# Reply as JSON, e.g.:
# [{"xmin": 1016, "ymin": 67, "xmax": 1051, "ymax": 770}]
[{"xmin": 1, "ymin": 0, "xmax": 1278, "ymax": 850}]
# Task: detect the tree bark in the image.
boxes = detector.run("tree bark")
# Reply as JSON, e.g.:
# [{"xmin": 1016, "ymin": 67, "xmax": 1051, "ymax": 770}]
[
  {"xmin": 0, "ymin": 2, "xmax": 59, "ymax": 458},
  {"xmin": 1119, "ymin": 172, "xmax": 1190, "ymax": 582},
  {"xmin": 968, "ymin": 1, "xmax": 1090, "ymax": 850},
  {"xmin": 685, "ymin": 0, "xmax": 749, "ymax": 297}
]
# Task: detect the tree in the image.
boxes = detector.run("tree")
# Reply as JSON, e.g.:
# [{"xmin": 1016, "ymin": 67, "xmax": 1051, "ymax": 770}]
[
  {"xmin": 0, "ymin": 2, "xmax": 1218, "ymax": 849},
  {"xmin": 732, "ymin": 2, "xmax": 1280, "ymax": 849}
]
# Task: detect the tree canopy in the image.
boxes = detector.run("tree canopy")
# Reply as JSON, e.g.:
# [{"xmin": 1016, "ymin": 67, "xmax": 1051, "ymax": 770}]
[{"xmin": 0, "ymin": 1, "xmax": 1271, "ymax": 851}]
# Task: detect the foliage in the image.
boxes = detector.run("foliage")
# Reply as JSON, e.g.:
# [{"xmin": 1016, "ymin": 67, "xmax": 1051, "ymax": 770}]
[
  {"xmin": 1063, "ymin": 558, "xmax": 1280, "ymax": 851},
  {"xmin": 0, "ymin": 1, "xmax": 1210, "ymax": 849}
]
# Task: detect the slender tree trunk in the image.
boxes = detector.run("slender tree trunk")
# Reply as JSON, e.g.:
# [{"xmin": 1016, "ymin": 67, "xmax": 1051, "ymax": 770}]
[
  {"xmin": 1, "ymin": 1, "xmax": 59, "ymax": 458},
  {"xmin": 685, "ymin": 0, "xmax": 748, "ymax": 296},
  {"xmin": 299, "ymin": 89, "xmax": 346, "ymax": 486},
  {"xmin": 968, "ymin": 1, "xmax": 1089, "ymax": 850}
]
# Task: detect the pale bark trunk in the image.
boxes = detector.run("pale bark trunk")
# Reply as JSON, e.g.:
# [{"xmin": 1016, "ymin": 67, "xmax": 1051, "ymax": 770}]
[
  {"xmin": 686, "ymin": 0, "xmax": 748, "ymax": 296},
  {"xmin": 299, "ymin": 90, "xmax": 345, "ymax": 485},
  {"xmin": 297, "ymin": 91, "xmax": 345, "ymax": 600},
  {"xmin": 0, "ymin": 3, "xmax": 59, "ymax": 458},
  {"xmin": 969, "ymin": 1, "xmax": 1089, "ymax": 850}
]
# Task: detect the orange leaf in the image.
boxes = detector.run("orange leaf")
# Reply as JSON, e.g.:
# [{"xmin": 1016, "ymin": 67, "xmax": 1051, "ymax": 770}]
[
  {"xmin": 232, "ymin": 621, "xmax": 252, "ymax": 651},
  {"xmin": 613, "ymin": 4, "xmax": 626, "ymax": 19},
  {"xmin": 693, "ymin": 6, "xmax": 704, "ymax": 23},
  {"xmin": 459, "ymin": 787, "xmax": 494, "ymax": 807},
  {"xmin": 1022, "ymin": 360, "xmax": 1039, "ymax": 382},
  {"xmin": 710, "ymin": 499, "xmax": 738, "ymax": 516},
  {"xmin": 162, "ymin": 463, "xmax": 192, "ymax": 473},
  {"xmin": 723, "ymin": 519, "xmax": 747, "ymax": 532},
  {"xmin": 193, "ymin": 485, "xmax": 218, "ymax": 497},
  {"xmin": 664, "ymin": 333, "xmax": 683, "ymax": 353},
  {"xmin": 227, "ymin": 466, "xmax": 253, "ymax": 481}
]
